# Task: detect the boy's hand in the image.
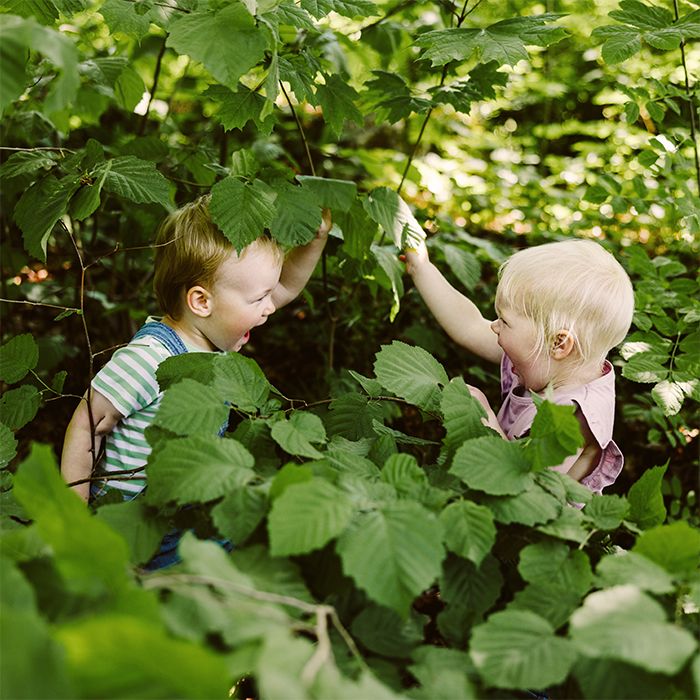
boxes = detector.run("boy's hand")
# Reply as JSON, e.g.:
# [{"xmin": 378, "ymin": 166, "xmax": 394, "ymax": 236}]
[{"xmin": 316, "ymin": 208, "xmax": 332, "ymax": 240}]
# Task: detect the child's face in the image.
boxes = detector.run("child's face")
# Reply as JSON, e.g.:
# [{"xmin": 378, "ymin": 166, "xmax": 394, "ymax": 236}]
[
  {"xmin": 491, "ymin": 307, "xmax": 551, "ymax": 392},
  {"xmin": 203, "ymin": 245, "xmax": 283, "ymax": 352}
]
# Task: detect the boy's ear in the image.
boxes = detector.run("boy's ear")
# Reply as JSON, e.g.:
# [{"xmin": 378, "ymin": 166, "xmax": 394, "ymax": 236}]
[
  {"xmin": 185, "ymin": 286, "xmax": 212, "ymax": 318},
  {"xmin": 551, "ymin": 330, "xmax": 575, "ymax": 359}
]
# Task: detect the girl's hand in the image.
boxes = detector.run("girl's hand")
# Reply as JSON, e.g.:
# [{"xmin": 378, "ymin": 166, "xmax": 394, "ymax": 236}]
[
  {"xmin": 400, "ymin": 241, "xmax": 429, "ymax": 275},
  {"xmin": 316, "ymin": 208, "xmax": 332, "ymax": 240},
  {"xmin": 468, "ymin": 384, "xmax": 507, "ymax": 437}
]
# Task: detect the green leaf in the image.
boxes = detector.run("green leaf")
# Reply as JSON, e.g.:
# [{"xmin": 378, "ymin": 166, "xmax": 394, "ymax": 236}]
[
  {"xmin": 537, "ymin": 504, "xmax": 590, "ymax": 543},
  {"xmin": 632, "ymin": 521, "xmax": 700, "ymax": 575},
  {"xmin": 296, "ymin": 176, "xmax": 357, "ymax": 212},
  {"xmin": 153, "ymin": 378, "xmax": 228, "ymax": 437},
  {"xmin": 156, "ymin": 352, "xmax": 217, "ymax": 390},
  {"xmin": 100, "ymin": 0, "xmax": 151, "ymax": 40},
  {"xmin": 300, "ymin": 0, "xmax": 378, "ymax": 20},
  {"xmin": 372, "ymin": 244, "xmax": 404, "ymax": 321},
  {"xmin": 509, "ymin": 583, "xmax": 584, "ymax": 631},
  {"xmin": 409, "ymin": 646, "xmax": 477, "ymax": 700},
  {"xmin": 0, "ymin": 334, "xmax": 39, "ymax": 384},
  {"xmin": 167, "ymin": 5, "xmax": 268, "ymax": 89},
  {"xmin": 373, "ymin": 341, "xmax": 448, "ymax": 413},
  {"xmin": 363, "ymin": 187, "xmax": 425, "ymax": 250},
  {"xmin": 442, "ymin": 244, "xmax": 481, "ymax": 291},
  {"xmin": 268, "ymin": 478, "xmax": 353, "ymax": 556},
  {"xmin": 570, "ymin": 585, "xmax": 697, "ymax": 674},
  {"xmin": 145, "ymin": 436, "xmax": 255, "ymax": 505},
  {"xmin": 55, "ymin": 613, "xmax": 232, "ymax": 699},
  {"xmin": 70, "ymin": 159, "xmax": 111, "ymax": 221},
  {"xmin": 337, "ymin": 501, "xmax": 444, "ymax": 616},
  {"xmin": 0, "ymin": 150, "xmax": 57, "ymax": 179},
  {"xmin": 470, "ymin": 609, "xmax": 577, "ymax": 689},
  {"xmin": 450, "ymin": 436, "xmax": 532, "ymax": 496},
  {"xmin": 0, "ymin": 15, "xmax": 79, "ymax": 115},
  {"xmin": 12, "ymin": 443, "xmax": 131, "ymax": 596},
  {"xmin": 100, "ymin": 156, "xmax": 170, "ymax": 205},
  {"xmin": 440, "ymin": 377, "xmax": 490, "ymax": 456},
  {"xmin": 651, "ymin": 379, "xmax": 688, "ymax": 415},
  {"xmin": 592, "ymin": 25, "xmax": 642, "ymax": 63},
  {"xmin": 95, "ymin": 499, "xmax": 166, "ymax": 565},
  {"xmin": 363, "ymin": 71, "xmax": 430, "ymax": 124},
  {"xmin": 270, "ymin": 412, "xmax": 327, "ymax": 459},
  {"xmin": 595, "ymin": 551, "xmax": 675, "ymax": 594},
  {"xmin": 0, "ymin": 384, "xmax": 40, "ymax": 431},
  {"xmin": 439, "ymin": 500, "xmax": 496, "ymax": 567},
  {"xmin": 326, "ymin": 393, "xmax": 384, "ymax": 440},
  {"xmin": 211, "ymin": 485, "xmax": 268, "ymax": 545},
  {"xmin": 0, "ymin": 423, "xmax": 18, "ymax": 468},
  {"xmin": 621, "ymin": 351, "xmax": 669, "ymax": 383},
  {"xmin": 210, "ymin": 177, "xmax": 276, "ymax": 253},
  {"xmin": 627, "ymin": 463, "xmax": 667, "ymax": 529},
  {"xmin": 269, "ymin": 463, "xmax": 314, "ymax": 500},
  {"xmin": 583, "ymin": 494, "xmax": 630, "ymax": 530},
  {"xmin": 214, "ymin": 353, "xmax": 270, "ymax": 412},
  {"xmin": 315, "ymin": 74, "xmax": 363, "ymax": 139},
  {"xmin": 573, "ymin": 657, "xmax": 674, "ymax": 700},
  {"xmin": 484, "ymin": 483, "xmax": 562, "ymax": 526},
  {"xmin": 114, "ymin": 65, "xmax": 146, "ymax": 111},
  {"xmin": 518, "ymin": 541, "xmax": 593, "ymax": 596},
  {"xmin": 351, "ymin": 605, "xmax": 424, "ymax": 658},
  {"xmin": 269, "ymin": 183, "xmax": 322, "ymax": 248},
  {"xmin": 525, "ymin": 400, "xmax": 583, "ymax": 470},
  {"xmin": 416, "ymin": 14, "xmax": 567, "ymax": 68},
  {"xmin": 14, "ymin": 175, "xmax": 80, "ymax": 260},
  {"xmin": 206, "ymin": 83, "xmax": 269, "ymax": 133}
]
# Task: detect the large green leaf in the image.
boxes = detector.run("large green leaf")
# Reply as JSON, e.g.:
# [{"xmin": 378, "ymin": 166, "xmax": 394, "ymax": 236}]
[
  {"xmin": 206, "ymin": 84, "xmax": 269, "ymax": 133},
  {"xmin": 483, "ymin": 483, "xmax": 562, "ymax": 526},
  {"xmin": 626, "ymin": 463, "xmax": 667, "ymax": 529},
  {"xmin": 300, "ymin": 0, "xmax": 378, "ymax": 19},
  {"xmin": 595, "ymin": 551, "xmax": 675, "ymax": 594},
  {"xmin": 537, "ymin": 504, "xmax": 590, "ymax": 543},
  {"xmin": 14, "ymin": 175, "xmax": 80, "ymax": 260},
  {"xmin": 0, "ymin": 15, "xmax": 79, "ymax": 115},
  {"xmin": 100, "ymin": 0, "xmax": 151, "ymax": 39},
  {"xmin": 573, "ymin": 657, "xmax": 674, "ymax": 700},
  {"xmin": 100, "ymin": 156, "xmax": 170, "ymax": 205},
  {"xmin": 416, "ymin": 14, "xmax": 567, "ymax": 68},
  {"xmin": 152, "ymin": 378, "xmax": 228, "ymax": 437},
  {"xmin": 509, "ymin": 583, "xmax": 584, "ymax": 631},
  {"xmin": 450, "ymin": 436, "xmax": 532, "ymax": 496},
  {"xmin": 439, "ymin": 500, "xmax": 496, "ymax": 567},
  {"xmin": 270, "ymin": 412, "xmax": 326, "ymax": 459},
  {"xmin": 337, "ymin": 501, "xmax": 444, "ymax": 615},
  {"xmin": 12, "ymin": 443, "xmax": 131, "ymax": 596},
  {"xmin": 145, "ymin": 436, "xmax": 255, "ymax": 505},
  {"xmin": 373, "ymin": 341, "xmax": 448, "ymax": 413},
  {"xmin": 570, "ymin": 585, "xmax": 697, "ymax": 674},
  {"xmin": 470, "ymin": 609, "xmax": 577, "ymax": 689},
  {"xmin": 363, "ymin": 71, "xmax": 430, "ymax": 124},
  {"xmin": 296, "ymin": 175, "xmax": 357, "ymax": 212},
  {"xmin": 0, "ymin": 334, "xmax": 38, "ymax": 384},
  {"xmin": 268, "ymin": 478, "xmax": 353, "ymax": 556},
  {"xmin": 519, "ymin": 541, "xmax": 593, "ymax": 595},
  {"xmin": 166, "ymin": 4, "xmax": 268, "ymax": 89},
  {"xmin": 372, "ymin": 244, "xmax": 405, "ymax": 321},
  {"xmin": 211, "ymin": 485, "xmax": 268, "ymax": 545},
  {"xmin": 0, "ymin": 423, "xmax": 18, "ymax": 468},
  {"xmin": 583, "ymin": 494, "xmax": 630, "ymax": 530},
  {"xmin": 363, "ymin": 187, "xmax": 426, "ymax": 250},
  {"xmin": 210, "ymin": 177, "xmax": 276, "ymax": 252},
  {"xmin": 632, "ymin": 521, "xmax": 700, "ymax": 575},
  {"xmin": 269, "ymin": 182, "xmax": 322, "ymax": 248},
  {"xmin": 0, "ymin": 385, "xmax": 40, "ymax": 431},
  {"xmin": 55, "ymin": 613, "xmax": 232, "ymax": 699},
  {"xmin": 315, "ymin": 74, "xmax": 363, "ymax": 138},
  {"xmin": 442, "ymin": 243, "xmax": 481, "ymax": 291},
  {"xmin": 525, "ymin": 400, "xmax": 583, "ymax": 470},
  {"xmin": 0, "ymin": 150, "xmax": 57, "ymax": 180},
  {"xmin": 440, "ymin": 378, "xmax": 490, "ymax": 456},
  {"xmin": 351, "ymin": 605, "xmax": 424, "ymax": 658},
  {"xmin": 214, "ymin": 353, "xmax": 270, "ymax": 412}
]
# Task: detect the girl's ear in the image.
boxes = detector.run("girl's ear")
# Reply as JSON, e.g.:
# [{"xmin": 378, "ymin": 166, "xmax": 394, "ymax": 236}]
[
  {"xmin": 551, "ymin": 330, "xmax": 575, "ymax": 359},
  {"xmin": 185, "ymin": 286, "xmax": 212, "ymax": 318}
]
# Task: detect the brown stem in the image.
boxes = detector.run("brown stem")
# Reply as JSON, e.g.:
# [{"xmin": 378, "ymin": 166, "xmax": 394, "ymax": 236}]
[
  {"xmin": 139, "ymin": 36, "xmax": 168, "ymax": 136},
  {"xmin": 279, "ymin": 80, "xmax": 316, "ymax": 176}
]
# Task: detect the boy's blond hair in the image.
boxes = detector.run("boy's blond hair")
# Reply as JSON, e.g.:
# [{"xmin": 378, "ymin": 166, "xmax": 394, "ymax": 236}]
[
  {"xmin": 495, "ymin": 239, "xmax": 634, "ymax": 368},
  {"xmin": 153, "ymin": 195, "xmax": 283, "ymax": 318}
]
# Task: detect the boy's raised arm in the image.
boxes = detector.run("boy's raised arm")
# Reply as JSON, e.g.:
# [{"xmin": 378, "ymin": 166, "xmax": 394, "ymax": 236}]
[
  {"xmin": 272, "ymin": 209, "xmax": 331, "ymax": 309},
  {"xmin": 405, "ymin": 243, "xmax": 502, "ymax": 364},
  {"xmin": 60, "ymin": 389, "xmax": 123, "ymax": 502}
]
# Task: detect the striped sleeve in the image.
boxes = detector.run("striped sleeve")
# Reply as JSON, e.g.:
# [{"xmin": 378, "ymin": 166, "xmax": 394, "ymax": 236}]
[{"xmin": 92, "ymin": 342, "xmax": 166, "ymax": 418}]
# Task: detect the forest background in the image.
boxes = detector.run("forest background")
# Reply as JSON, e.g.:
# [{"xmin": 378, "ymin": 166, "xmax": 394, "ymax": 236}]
[{"xmin": 1, "ymin": 0, "xmax": 699, "ymax": 698}]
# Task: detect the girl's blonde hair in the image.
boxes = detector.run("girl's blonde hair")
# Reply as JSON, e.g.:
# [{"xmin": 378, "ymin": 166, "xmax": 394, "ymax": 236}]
[
  {"xmin": 153, "ymin": 195, "xmax": 283, "ymax": 318},
  {"xmin": 495, "ymin": 239, "xmax": 634, "ymax": 368}
]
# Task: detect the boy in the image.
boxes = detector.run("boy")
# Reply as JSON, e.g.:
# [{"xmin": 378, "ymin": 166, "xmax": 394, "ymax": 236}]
[
  {"xmin": 405, "ymin": 237, "xmax": 634, "ymax": 493},
  {"xmin": 61, "ymin": 195, "xmax": 331, "ymax": 501}
]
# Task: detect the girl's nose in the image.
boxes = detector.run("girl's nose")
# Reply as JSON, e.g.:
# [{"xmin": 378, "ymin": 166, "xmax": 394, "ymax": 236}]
[{"xmin": 490, "ymin": 319, "xmax": 500, "ymax": 334}]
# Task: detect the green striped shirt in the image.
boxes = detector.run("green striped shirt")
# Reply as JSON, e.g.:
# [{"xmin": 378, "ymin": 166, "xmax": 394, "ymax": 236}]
[{"xmin": 92, "ymin": 334, "xmax": 171, "ymax": 496}]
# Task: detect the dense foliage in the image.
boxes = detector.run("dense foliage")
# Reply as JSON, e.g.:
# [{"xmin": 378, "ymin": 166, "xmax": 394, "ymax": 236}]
[{"xmin": 1, "ymin": 0, "xmax": 699, "ymax": 698}]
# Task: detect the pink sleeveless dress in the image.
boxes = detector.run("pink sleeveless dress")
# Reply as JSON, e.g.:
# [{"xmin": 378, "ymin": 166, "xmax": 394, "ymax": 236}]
[{"xmin": 496, "ymin": 355, "xmax": 624, "ymax": 494}]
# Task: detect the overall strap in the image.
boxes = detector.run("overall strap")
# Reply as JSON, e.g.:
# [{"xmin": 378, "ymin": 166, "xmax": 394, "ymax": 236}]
[{"xmin": 132, "ymin": 321, "xmax": 188, "ymax": 356}]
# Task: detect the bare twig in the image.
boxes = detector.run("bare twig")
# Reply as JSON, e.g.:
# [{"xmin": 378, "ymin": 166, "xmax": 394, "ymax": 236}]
[
  {"xmin": 139, "ymin": 36, "xmax": 169, "ymax": 136},
  {"xmin": 279, "ymin": 81, "xmax": 316, "ymax": 176},
  {"xmin": 0, "ymin": 297, "xmax": 80, "ymax": 314}
]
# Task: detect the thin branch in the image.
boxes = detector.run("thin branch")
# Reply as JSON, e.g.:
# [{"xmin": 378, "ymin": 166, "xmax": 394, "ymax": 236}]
[
  {"xmin": 279, "ymin": 81, "xmax": 316, "ymax": 176},
  {"xmin": 673, "ymin": 0, "xmax": 700, "ymax": 193},
  {"xmin": 0, "ymin": 297, "xmax": 80, "ymax": 314},
  {"xmin": 0, "ymin": 146, "xmax": 74, "ymax": 153},
  {"xmin": 139, "ymin": 36, "xmax": 169, "ymax": 136}
]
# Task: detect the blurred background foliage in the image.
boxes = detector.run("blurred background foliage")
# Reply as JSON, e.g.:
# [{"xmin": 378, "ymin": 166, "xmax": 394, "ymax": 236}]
[{"xmin": 1, "ymin": 0, "xmax": 698, "ymax": 505}]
